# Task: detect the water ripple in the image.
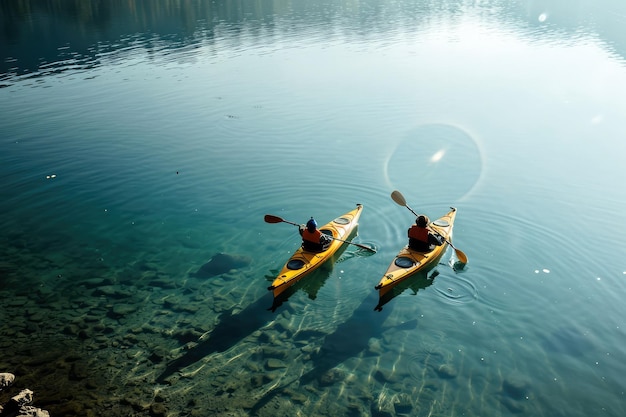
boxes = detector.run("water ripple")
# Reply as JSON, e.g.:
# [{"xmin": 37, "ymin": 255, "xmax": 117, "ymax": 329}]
[
  {"xmin": 457, "ymin": 203, "xmax": 610, "ymax": 320},
  {"xmin": 433, "ymin": 275, "xmax": 478, "ymax": 305}
]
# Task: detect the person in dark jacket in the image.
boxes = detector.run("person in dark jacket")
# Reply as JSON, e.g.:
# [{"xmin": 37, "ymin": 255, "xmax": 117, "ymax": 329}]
[
  {"xmin": 408, "ymin": 215, "xmax": 443, "ymax": 251},
  {"xmin": 299, "ymin": 217, "xmax": 332, "ymax": 252}
]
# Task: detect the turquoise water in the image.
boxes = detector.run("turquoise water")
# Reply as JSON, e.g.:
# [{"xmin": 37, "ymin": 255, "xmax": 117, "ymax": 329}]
[{"xmin": 2, "ymin": 1, "xmax": 626, "ymax": 416}]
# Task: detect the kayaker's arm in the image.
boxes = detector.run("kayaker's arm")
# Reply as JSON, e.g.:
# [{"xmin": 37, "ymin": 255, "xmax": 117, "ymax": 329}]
[{"xmin": 428, "ymin": 232, "xmax": 444, "ymax": 246}]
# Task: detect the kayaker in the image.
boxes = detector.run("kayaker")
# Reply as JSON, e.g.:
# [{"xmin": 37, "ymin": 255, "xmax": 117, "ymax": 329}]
[
  {"xmin": 299, "ymin": 217, "xmax": 332, "ymax": 252},
  {"xmin": 408, "ymin": 215, "xmax": 443, "ymax": 251}
]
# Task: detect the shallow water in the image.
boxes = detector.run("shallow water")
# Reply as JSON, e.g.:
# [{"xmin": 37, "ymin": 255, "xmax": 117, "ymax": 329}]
[{"xmin": 2, "ymin": 1, "xmax": 626, "ymax": 416}]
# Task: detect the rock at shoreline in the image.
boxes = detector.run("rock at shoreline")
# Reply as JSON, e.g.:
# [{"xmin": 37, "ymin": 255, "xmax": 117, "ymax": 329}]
[
  {"xmin": 0, "ymin": 373, "xmax": 15, "ymax": 391},
  {"xmin": 10, "ymin": 389, "xmax": 33, "ymax": 407},
  {"xmin": 16, "ymin": 406, "xmax": 50, "ymax": 417},
  {"xmin": 0, "ymin": 373, "xmax": 50, "ymax": 417}
]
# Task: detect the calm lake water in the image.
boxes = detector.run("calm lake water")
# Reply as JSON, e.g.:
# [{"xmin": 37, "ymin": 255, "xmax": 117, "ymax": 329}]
[{"xmin": 2, "ymin": 1, "xmax": 626, "ymax": 416}]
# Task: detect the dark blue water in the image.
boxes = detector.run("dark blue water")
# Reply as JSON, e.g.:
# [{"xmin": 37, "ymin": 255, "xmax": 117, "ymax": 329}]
[{"xmin": 2, "ymin": 1, "xmax": 626, "ymax": 416}]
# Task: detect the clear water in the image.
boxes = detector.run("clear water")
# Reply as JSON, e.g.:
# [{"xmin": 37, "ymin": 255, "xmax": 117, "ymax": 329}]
[{"xmin": 2, "ymin": 1, "xmax": 626, "ymax": 416}]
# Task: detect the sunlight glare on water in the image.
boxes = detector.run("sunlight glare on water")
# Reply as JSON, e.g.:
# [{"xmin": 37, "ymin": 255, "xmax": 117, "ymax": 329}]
[{"xmin": 430, "ymin": 149, "xmax": 446, "ymax": 162}]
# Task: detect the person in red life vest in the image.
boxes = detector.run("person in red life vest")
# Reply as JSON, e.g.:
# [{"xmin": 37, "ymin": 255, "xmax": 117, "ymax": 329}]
[
  {"xmin": 299, "ymin": 217, "xmax": 332, "ymax": 252},
  {"xmin": 408, "ymin": 215, "xmax": 443, "ymax": 251}
]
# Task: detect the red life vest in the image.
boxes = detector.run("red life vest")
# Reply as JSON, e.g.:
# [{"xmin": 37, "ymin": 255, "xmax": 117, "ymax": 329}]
[
  {"xmin": 302, "ymin": 228, "xmax": 322, "ymax": 244},
  {"xmin": 408, "ymin": 225, "xmax": 429, "ymax": 242}
]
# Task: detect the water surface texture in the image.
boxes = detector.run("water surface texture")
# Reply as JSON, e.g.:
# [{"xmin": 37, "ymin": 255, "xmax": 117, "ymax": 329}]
[{"xmin": 2, "ymin": 1, "xmax": 626, "ymax": 416}]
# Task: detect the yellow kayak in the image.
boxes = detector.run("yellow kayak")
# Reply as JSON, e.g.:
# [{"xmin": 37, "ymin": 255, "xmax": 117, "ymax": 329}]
[
  {"xmin": 375, "ymin": 207, "xmax": 457, "ymax": 297},
  {"xmin": 269, "ymin": 204, "xmax": 363, "ymax": 297}
]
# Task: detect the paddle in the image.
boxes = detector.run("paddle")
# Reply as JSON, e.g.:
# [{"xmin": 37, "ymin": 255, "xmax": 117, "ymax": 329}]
[
  {"xmin": 390, "ymin": 191, "xmax": 468, "ymax": 264},
  {"xmin": 264, "ymin": 214, "xmax": 376, "ymax": 253}
]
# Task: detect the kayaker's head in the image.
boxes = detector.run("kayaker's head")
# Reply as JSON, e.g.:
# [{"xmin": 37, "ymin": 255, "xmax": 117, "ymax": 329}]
[
  {"xmin": 416, "ymin": 215, "xmax": 429, "ymax": 228},
  {"xmin": 306, "ymin": 217, "xmax": 317, "ymax": 232}
]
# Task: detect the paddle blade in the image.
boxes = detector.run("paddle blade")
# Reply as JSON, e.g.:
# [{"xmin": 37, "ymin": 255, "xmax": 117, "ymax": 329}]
[
  {"xmin": 455, "ymin": 248, "xmax": 468, "ymax": 264},
  {"xmin": 391, "ymin": 190, "xmax": 407, "ymax": 207},
  {"xmin": 354, "ymin": 242, "xmax": 376, "ymax": 253},
  {"xmin": 264, "ymin": 214, "xmax": 284, "ymax": 224}
]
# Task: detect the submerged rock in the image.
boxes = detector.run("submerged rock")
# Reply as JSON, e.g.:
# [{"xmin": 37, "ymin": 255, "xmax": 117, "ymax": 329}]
[
  {"xmin": 192, "ymin": 253, "xmax": 251, "ymax": 278},
  {"xmin": 435, "ymin": 364, "xmax": 457, "ymax": 379},
  {"xmin": 109, "ymin": 303, "xmax": 139, "ymax": 319},
  {"xmin": 502, "ymin": 376, "xmax": 530, "ymax": 400},
  {"xmin": 265, "ymin": 358, "xmax": 287, "ymax": 370},
  {"xmin": 92, "ymin": 285, "xmax": 133, "ymax": 299},
  {"xmin": 394, "ymin": 393, "xmax": 413, "ymax": 414},
  {"xmin": 319, "ymin": 368, "xmax": 346, "ymax": 386},
  {"xmin": 150, "ymin": 402, "xmax": 167, "ymax": 417},
  {"xmin": 373, "ymin": 368, "xmax": 394, "ymax": 383},
  {"xmin": 284, "ymin": 388, "xmax": 308, "ymax": 404}
]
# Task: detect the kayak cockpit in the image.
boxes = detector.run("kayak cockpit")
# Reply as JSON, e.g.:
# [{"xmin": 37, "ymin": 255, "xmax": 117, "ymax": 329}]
[{"xmin": 395, "ymin": 256, "xmax": 420, "ymax": 268}]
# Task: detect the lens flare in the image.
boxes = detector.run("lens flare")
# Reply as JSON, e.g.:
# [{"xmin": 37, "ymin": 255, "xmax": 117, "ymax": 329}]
[{"xmin": 431, "ymin": 149, "xmax": 445, "ymax": 162}]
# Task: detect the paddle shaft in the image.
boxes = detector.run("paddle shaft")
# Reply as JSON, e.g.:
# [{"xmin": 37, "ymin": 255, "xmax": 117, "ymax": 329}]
[{"xmin": 264, "ymin": 214, "xmax": 375, "ymax": 253}]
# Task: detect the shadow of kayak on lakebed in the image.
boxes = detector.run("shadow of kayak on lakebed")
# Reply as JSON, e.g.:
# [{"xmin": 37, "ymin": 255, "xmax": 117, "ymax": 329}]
[
  {"xmin": 248, "ymin": 291, "xmax": 418, "ymax": 414},
  {"xmin": 154, "ymin": 261, "xmax": 342, "ymax": 384},
  {"xmin": 155, "ymin": 240, "xmax": 375, "ymax": 385},
  {"xmin": 154, "ymin": 290, "xmax": 286, "ymax": 384}
]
